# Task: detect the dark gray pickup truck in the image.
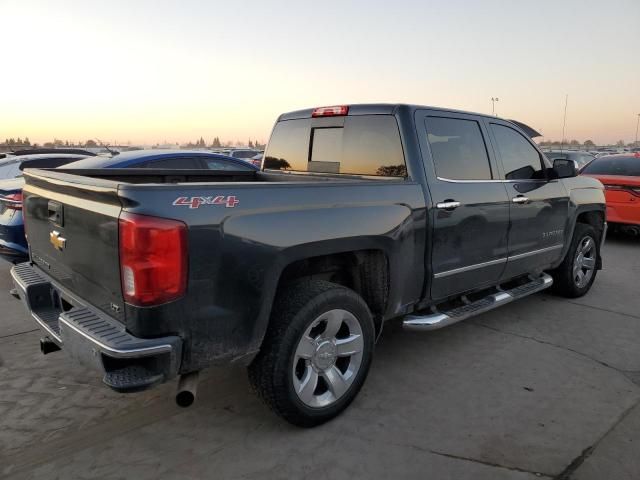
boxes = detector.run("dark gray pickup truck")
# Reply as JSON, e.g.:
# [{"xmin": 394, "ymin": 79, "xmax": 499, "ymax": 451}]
[{"xmin": 11, "ymin": 104, "xmax": 606, "ymax": 427}]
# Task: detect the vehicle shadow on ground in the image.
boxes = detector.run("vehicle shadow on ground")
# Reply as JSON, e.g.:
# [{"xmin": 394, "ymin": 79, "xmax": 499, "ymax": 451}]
[{"xmin": 3, "ymin": 234, "xmax": 640, "ymax": 478}]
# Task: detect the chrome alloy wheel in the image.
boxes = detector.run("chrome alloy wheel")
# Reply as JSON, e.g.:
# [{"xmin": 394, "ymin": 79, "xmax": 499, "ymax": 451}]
[
  {"xmin": 573, "ymin": 236, "xmax": 596, "ymax": 288},
  {"xmin": 292, "ymin": 309, "xmax": 364, "ymax": 408}
]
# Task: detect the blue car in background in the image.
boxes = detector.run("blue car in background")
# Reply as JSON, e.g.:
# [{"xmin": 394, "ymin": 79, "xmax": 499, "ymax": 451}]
[
  {"xmin": 0, "ymin": 150, "xmax": 257, "ymax": 258},
  {"xmin": 0, "ymin": 153, "xmax": 94, "ymax": 257}
]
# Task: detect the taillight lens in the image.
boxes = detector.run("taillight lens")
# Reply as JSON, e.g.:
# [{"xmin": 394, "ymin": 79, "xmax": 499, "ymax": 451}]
[
  {"xmin": 119, "ymin": 212, "xmax": 188, "ymax": 306},
  {"xmin": 1, "ymin": 192, "xmax": 23, "ymax": 210}
]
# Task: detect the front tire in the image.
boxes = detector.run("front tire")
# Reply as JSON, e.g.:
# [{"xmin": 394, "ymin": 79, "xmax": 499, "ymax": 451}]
[
  {"xmin": 248, "ymin": 280, "xmax": 375, "ymax": 427},
  {"xmin": 550, "ymin": 223, "xmax": 600, "ymax": 298}
]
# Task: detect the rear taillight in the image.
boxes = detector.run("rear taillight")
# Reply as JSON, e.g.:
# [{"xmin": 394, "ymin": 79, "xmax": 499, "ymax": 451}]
[
  {"xmin": 1, "ymin": 192, "xmax": 23, "ymax": 210},
  {"xmin": 311, "ymin": 105, "xmax": 349, "ymax": 117},
  {"xmin": 22, "ymin": 195, "xmax": 28, "ymax": 239},
  {"xmin": 119, "ymin": 212, "xmax": 188, "ymax": 306}
]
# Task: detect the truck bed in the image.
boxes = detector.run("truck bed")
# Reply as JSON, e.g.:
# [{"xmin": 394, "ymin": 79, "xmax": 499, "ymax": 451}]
[
  {"xmin": 20, "ymin": 166, "xmax": 425, "ymax": 371},
  {"xmin": 27, "ymin": 168, "xmax": 397, "ymax": 186}
]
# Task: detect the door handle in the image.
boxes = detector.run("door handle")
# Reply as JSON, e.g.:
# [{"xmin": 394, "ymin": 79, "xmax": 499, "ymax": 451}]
[
  {"xmin": 436, "ymin": 200, "xmax": 461, "ymax": 210},
  {"xmin": 512, "ymin": 196, "xmax": 530, "ymax": 204}
]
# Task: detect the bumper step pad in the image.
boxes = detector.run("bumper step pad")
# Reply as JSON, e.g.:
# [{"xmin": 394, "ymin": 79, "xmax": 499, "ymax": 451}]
[{"xmin": 104, "ymin": 366, "xmax": 165, "ymax": 393}]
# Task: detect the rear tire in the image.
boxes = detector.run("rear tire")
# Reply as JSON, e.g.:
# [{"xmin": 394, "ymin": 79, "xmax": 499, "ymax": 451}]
[
  {"xmin": 248, "ymin": 279, "xmax": 375, "ymax": 427},
  {"xmin": 550, "ymin": 223, "xmax": 599, "ymax": 298}
]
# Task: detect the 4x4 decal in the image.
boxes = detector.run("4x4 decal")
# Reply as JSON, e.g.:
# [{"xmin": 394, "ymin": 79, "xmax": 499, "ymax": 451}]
[{"xmin": 173, "ymin": 195, "xmax": 239, "ymax": 209}]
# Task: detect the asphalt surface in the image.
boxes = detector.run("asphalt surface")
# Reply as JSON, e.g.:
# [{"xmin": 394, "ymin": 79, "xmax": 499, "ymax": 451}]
[{"xmin": 1, "ymin": 233, "xmax": 639, "ymax": 479}]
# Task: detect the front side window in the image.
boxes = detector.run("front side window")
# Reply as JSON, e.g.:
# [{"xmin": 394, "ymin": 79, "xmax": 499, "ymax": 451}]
[
  {"xmin": 491, "ymin": 124, "xmax": 545, "ymax": 180},
  {"xmin": 425, "ymin": 116, "xmax": 492, "ymax": 180}
]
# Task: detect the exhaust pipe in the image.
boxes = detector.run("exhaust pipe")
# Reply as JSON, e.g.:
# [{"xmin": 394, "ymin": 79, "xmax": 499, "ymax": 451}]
[
  {"xmin": 176, "ymin": 371, "xmax": 199, "ymax": 408},
  {"xmin": 40, "ymin": 337, "xmax": 61, "ymax": 355}
]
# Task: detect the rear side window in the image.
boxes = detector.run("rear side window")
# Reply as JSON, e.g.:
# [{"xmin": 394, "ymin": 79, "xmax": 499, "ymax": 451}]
[
  {"xmin": 264, "ymin": 115, "xmax": 406, "ymax": 176},
  {"xmin": 204, "ymin": 159, "xmax": 253, "ymax": 171},
  {"xmin": 424, "ymin": 117, "xmax": 492, "ymax": 180},
  {"xmin": 231, "ymin": 150, "xmax": 259, "ymax": 159},
  {"xmin": 582, "ymin": 156, "xmax": 640, "ymax": 176},
  {"xmin": 21, "ymin": 157, "xmax": 85, "ymax": 170},
  {"xmin": 491, "ymin": 124, "xmax": 545, "ymax": 180},
  {"xmin": 142, "ymin": 157, "xmax": 203, "ymax": 169}
]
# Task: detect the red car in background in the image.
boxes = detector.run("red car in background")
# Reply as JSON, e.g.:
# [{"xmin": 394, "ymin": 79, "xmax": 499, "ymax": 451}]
[{"xmin": 581, "ymin": 153, "xmax": 640, "ymax": 235}]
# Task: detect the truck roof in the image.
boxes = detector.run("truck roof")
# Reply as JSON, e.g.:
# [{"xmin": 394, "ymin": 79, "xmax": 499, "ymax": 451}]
[
  {"xmin": 278, "ymin": 103, "xmax": 503, "ymax": 121},
  {"xmin": 277, "ymin": 104, "xmax": 542, "ymax": 138}
]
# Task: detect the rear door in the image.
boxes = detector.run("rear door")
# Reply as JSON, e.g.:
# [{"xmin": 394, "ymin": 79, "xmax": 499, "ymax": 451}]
[
  {"xmin": 417, "ymin": 110, "xmax": 510, "ymax": 300},
  {"xmin": 486, "ymin": 121, "xmax": 569, "ymax": 278}
]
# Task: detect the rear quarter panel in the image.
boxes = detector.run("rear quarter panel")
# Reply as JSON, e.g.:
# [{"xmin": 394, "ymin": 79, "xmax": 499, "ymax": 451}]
[{"xmin": 119, "ymin": 180, "xmax": 427, "ymax": 371}]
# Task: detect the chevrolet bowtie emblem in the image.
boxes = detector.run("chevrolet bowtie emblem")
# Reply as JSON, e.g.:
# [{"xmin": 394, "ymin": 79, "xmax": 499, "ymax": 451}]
[{"xmin": 50, "ymin": 230, "xmax": 67, "ymax": 251}]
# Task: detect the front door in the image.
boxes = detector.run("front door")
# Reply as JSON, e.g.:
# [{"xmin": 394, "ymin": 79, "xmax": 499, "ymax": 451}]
[
  {"xmin": 417, "ymin": 111, "xmax": 510, "ymax": 300},
  {"xmin": 486, "ymin": 121, "xmax": 569, "ymax": 278}
]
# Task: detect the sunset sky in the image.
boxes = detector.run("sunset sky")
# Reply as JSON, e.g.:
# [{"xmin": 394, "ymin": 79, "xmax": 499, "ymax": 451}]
[{"xmin": 1, "ymin": 0, "xmax": 639, "ymax": 146}]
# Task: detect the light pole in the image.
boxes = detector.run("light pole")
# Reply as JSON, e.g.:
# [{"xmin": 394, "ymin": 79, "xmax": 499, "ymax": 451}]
[
  {"xmin": 491, "ymin": 97, "xmax": 499, "ymax": 116},
  {"xmin": 635, "ymin": 113, "xmax": 640, "ymax": 148}
]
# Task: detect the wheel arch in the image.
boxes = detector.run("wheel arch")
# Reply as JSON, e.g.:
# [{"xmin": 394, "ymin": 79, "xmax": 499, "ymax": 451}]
[
  {"xmin": 556, "ymin": 203, "xmax": 606, "ymax": 269},
  {"xmin": 251, "ymin": 241, "xmax": 394, "ymax": 358}
]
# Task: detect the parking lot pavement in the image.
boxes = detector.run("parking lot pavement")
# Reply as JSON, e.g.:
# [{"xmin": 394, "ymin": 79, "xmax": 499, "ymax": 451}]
[{"xmin": 1, "ymin": 234, "xmax": 639, "ymax": 480}]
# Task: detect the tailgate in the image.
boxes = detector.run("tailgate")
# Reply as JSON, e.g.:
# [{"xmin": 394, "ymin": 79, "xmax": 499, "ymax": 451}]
[{"xmin": 23, "ymin": 170, "xmax": 125, "ymax": 323}]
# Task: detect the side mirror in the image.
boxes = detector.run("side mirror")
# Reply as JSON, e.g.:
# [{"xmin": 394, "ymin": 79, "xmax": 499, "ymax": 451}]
[{"xmin": 552, "ymin": 158, "xmax": 578, "ymax": 178}]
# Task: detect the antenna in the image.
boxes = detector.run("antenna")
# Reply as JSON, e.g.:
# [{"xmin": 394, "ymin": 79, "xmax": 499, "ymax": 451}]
[
  {"xmin": 560, "ymin": 94, "xmax": 568, "ymax": 154},
  {"xmin": 95, "ymin": 138, "xmax": 117, "ymax": 156}
]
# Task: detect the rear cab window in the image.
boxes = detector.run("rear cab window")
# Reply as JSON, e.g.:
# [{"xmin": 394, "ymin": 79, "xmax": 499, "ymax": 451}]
[{"xmin": 264, "ymin": 115, "xmax": 406, "ymax": 177}]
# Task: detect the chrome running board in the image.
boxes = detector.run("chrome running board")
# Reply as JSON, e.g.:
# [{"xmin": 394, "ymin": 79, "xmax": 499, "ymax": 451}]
[{"xmin": 403, "ymin": 273, "xmax": 553, "ymax": 331}]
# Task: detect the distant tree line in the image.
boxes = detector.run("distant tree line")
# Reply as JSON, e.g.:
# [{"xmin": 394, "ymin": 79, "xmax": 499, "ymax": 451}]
[
  {"xmin": 1, "ymin": 136, "xmax": 267, "ymax": 150},
  {"xmin": 2, "ymin": 137, "xmax": 31, "ymax": 146},
  {"xmin": 538, "ymin": 139, "xmax": 634, "ymax": 148},
  {"xmin": 182, "ymin": 136, "xmax": 266, "ymax": 149}
]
